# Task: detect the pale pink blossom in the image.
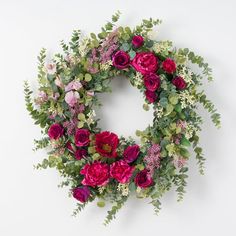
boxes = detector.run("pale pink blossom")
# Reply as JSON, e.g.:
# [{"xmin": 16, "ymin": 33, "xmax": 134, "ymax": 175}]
[
  {"xmin": 46, "ymin": 63, "xmax": 56, "ymax": 75},
  {"xmin": 173, "ymin": 156, "xmax": 187, "ymax": 169},
  {"xmin": 87, "ymin": 91, "xmax": 94, "ymax": 96},
  {"xmin": 35, "ymin": 91, "xmax": 48, "ymax": 105},
  {"xmin": 55, "ymin": 77, "xmax": 64, "ymax": 88},
  {"xmin": 65, "ymin": 80, "xmax": 82, "ymax": 92},
  {"xmin": 52, "ymin": 92, "xmax": 60, "ymax": 101},
  {"xmin": 177, "ymin": 120, "xmax": 187, "ymax": 130},
  {"xmin": 65, "ymin": 91, "xmax": 79, "ymax": 107}
]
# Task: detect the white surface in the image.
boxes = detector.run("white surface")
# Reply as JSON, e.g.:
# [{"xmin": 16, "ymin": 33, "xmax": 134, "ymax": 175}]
[{"xmin": 0, "ymin": 0, "xmax": 236, "ymax": 235}]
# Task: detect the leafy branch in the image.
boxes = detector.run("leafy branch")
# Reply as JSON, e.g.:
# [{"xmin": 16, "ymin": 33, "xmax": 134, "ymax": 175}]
[
  {"xmin": 197, "ymin": 91, "xmax": 221, "ymax": 128},
  {"xmin": 103, "ymin": 196, "xmax": 128, "ymax": 226}
]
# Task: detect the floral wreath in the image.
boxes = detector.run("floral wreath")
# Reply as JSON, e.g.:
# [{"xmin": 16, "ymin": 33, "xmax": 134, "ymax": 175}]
[{"xmin": 24, "ymin": 12, "xmax": 220, "ymax": 225}]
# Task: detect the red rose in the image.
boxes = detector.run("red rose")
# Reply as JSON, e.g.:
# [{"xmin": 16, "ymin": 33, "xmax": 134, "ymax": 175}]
[
  {"xmin": 110, "ymin": 160, "xmax": 134, "ymax": 184},
  {"xmin": 123, "ymin": 145, "xmax": 140, "ymax": 163},
  {"xmin": 162, "ymin": 58, "xmax": 176, "ymax": 74},
  {"xmin": 48, "ymin": 123, "xmax": 64, "ymax": 140},
  {"xmin": 134, "ymin": 169, "xmax": 153, "ymax": 188},
  {"xmin": 95, "ymin": 131, "xmax": 119, "ymax": 158},
  {"xmin": 72, "ymin": 186, "xmax": 90, "ymax": 203},
  {"xmin": 112, "ymin": 50, "xmax": 130, "ymax": 69},
  {"xmin": 80, "ymin": 161, "xmax": 110, "ymax": 187},
  {"xmin": 74, "ymin": 129, "xmax": 90, "ymax": 147},
  {"xmin": 144, "ymin": 73, "xmax": 161, "ymax": 92},
  {"xmin": 132, "ymin": 52, "xmax": 158, "ymax": 75},
  {"xmin": 145, "ymin": 90, "xmax": 158, "ymax": 103},
  {"xmin": 75, "ymin": 149, "xmax": 87, "ymax": 160},
  {"xmin": 132, "ymin": 35, "xmax": 144, "ymax": 48},
  {"xmin": 172, "ymin": 76, "xmax": 187, "ymax": 90}
]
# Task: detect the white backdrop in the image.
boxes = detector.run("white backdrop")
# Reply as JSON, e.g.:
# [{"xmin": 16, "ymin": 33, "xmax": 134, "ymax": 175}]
[{"xmin": 0, "ymin": 0, "xmax": 236, "ymax": 235}]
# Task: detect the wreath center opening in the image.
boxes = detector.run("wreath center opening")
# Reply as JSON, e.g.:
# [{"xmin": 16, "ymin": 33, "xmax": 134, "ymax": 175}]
[{"xmin": 95, "ymin": 76, "xmax": 154, "ymax": 140}]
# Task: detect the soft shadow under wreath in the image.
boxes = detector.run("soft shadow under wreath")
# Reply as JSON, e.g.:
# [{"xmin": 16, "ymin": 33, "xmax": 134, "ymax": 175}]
[{"xmin": 24, "ymin": 11, "xmax": 220, "ymax": 225}]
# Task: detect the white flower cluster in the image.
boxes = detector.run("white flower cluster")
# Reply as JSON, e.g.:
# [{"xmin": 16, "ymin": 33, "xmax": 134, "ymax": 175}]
[
  {"xmin": 177, "ymin": 66, "xmax": 194, "ymax": 85},
  {"xmin": 152, "ymin": 41, "xmax": 173, "ymax": 56},
  {"xmin": 133, "ymin": 72, "xmax": 143, "ymax": 87},
  {"xmin": 78, "ymin": 38, "xmax": 90, "ymax": 57},
  {"xmin": 185, "ymin": 123, "xmax": 198, "ymax": 139},
  {"xmin": 117, "ymin": 183, "xmax": 129, "ymax": 196},
  {"xmin": 154, "ymin": 105, "xmax": 164, "ymax": 118},
  {"xmin": 87, "ymin": 109, "xmax": 96, "ymax": 126},
  {"xmin": 98, "ymin": 186, "xmax": 105, "ymax": 194},
  {"xmin": 180, "ymin": 90, "xmax": 196, "ymax": 109},
  {"xmin": 100, "ymin": 60, "xmax": 112, "ymax": 71}
]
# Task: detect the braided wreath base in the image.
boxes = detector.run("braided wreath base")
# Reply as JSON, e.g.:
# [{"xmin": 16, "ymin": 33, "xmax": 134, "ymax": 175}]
[{"xmin": 24, "ymin": 12, "xmax": 220, "ymax": 225}]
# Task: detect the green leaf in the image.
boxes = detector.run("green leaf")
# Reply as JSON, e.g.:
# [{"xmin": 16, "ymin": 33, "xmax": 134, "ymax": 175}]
[
  {"xmin": 97, "ymin": 201, "xmax": 105, "ymax": 208},
  {"xmin": 160, "ymin": 97, "xmax": 168, "ymax": 107},
  {"xmin": 120, "ymin": 42, "xmax": 130, "ymax": 51},
  {"xmin": 85, "ymin": 73, "xmax": 92, "ymax": 82},
  {"xmin": 181, "ymin": 136, "xmax": 191, "ymax": 147}
]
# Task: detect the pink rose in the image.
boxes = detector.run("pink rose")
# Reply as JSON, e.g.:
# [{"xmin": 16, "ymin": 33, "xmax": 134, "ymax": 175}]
[
  {"xmin": 144, "ymin": 73, "xmax": 161, "ymax": 92},
  {"xmin": 134, "ymin": 169, "xmax": 153, "ymax": 188},
  {"xmin": 110, "ymin": 160, "xmax": 134, "ymax": 183},
  {"xmin": 74, "ymin": 129, "xmax": 90, "ymax": 147},
  {"xmin": 65, "ymin": 91, "xmax": 79, "ymax": 107},
  {"xmin": 123, "ymin": 145, "xmax": 140, "ymax": 163},
  {"xmin": 112, "ymin": 50, "xmax": 130, "ymax": 69},
  {"xmin": 48, "ymin": 123, "xmax": 64, "ymax": 140},
  {"xmin": 80, "ymin": 161, "xmax": 110, "ymax": 187},
  {"xmin": 145, "ymin": 90, "xmax": 158, "ymax": 103},
  {"xmin": 172, "ymin": 76, "xmax": 187, "ymax": 90},
  {"xmin": 132, "ymin": 35, "xmax": 144, "ymax": 48},
  {"xmin": 72, "ymin": 186, "xmax": 90, "ymax": 203},
  {"xmin": 132, "ymin": 52, "xmax": 158, "ymax": 75},
  {"xmin": 162, "ymin": 58, "xmax": 176, "ymax": 74},
  {"xmin": 75, "ymin": 149, "xmax": 87, "ymax": 160}
]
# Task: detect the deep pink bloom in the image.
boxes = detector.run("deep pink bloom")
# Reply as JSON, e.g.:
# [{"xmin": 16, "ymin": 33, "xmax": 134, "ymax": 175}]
[
  {"xmin": 72, "ymin": 186, "xmax": 90, "ymax": 203},
  {"xmin": 80, "ymin": 161, "xmax": 110, "ymax": 187},
  {"xmin": 74, "ymin": 129, "xmax": 90, "ymax": 147},
  {"xmin": 110, "ymin": 160, "xmax": 134, "ymax": 183},
  {"xmin": 134, "ymin": 169, "xmax": 153, "ymax": 188},
  {"xmin": 123, "ymin": 145, "xmax": 140, "ymax": 163},
  {"xmin": 132, "ymin": 35, "xmax": 144, "ymax": 48},
  {"xmin": 66, "ymin": 141, "xmax": 75, "ymax": 153},
  {"xmin": 172, "ymin": 76, "xmax": 187, "ymax": 90},
  {"xmin": 144, "ymin": 73, "xmax": 161, "ymax": 92},
  {"xmin": 95, "ymin": 131, "xmax": 119, "ymax": 158},
  {"xmin": 145, "ymin": 90, "xmax": 158, "ymax": 103},
  {"xmin": 48, "ymin": 123, "xmax": 64, "ymax": 140},
  {"xmin": 162, "ymin": 58, "xmax": 176, "ymax": 74},
  {"xmin": 132, "ymin": 52, "xmax": 158, "ymax": 75},
  {"xmin": 75, "ymin": 149, "xmax": 87, "ymax": 160},
  {"xmin": 112, "ymin": 50, "xmax": 130, "ymax": 69}
]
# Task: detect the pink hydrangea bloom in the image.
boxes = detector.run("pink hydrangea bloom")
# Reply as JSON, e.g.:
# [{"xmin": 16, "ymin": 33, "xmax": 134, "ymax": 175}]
[{"xmin": 65, "ymin": 91, "xmax": 79, "ymax": 107}]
